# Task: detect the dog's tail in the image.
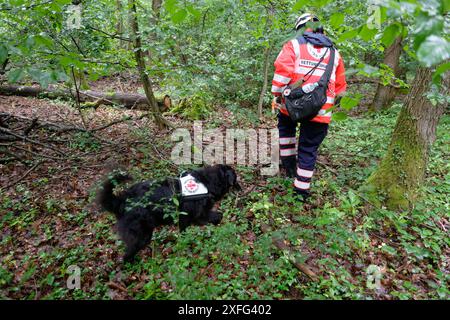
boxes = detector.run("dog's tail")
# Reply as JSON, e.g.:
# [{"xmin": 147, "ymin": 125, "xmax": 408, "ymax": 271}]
[{"xmin": 97, "ymin": 172, "xmax": 132, "ymax": 218}]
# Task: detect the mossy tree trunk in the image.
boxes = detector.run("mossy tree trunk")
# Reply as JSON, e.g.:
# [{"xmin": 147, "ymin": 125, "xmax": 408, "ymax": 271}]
[
  {"xmin": 363, "ymin": 67, "xmax": 449, "ymax": 209},
  {"xmin": 370, "ymin": 36, "xmax": 403, "ymax": 111}
]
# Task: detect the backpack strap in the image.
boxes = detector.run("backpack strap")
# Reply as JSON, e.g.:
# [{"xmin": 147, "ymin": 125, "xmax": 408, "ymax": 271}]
[
  {"xmin": 288, "ymin": 35, "xmax": 335, "ymax": 91},
  {"xmin": 303, "ymin": 47, "xmax": 329, "ymax": 83},
  {"xmin": 319, "ymin": 47, "xmax": 335, "ymax": 86},
  {"xmin": 289, "ymin": 46, "xmax": 328, "ymax": 91},
  {"xmin": 297, "ymin": 36, "xmax": 307, "ymax": 45}
]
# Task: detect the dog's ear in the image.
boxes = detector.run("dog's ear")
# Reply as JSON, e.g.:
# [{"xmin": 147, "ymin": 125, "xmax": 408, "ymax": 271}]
[
  {"xmin": 219, "ymin": 165, "xmax": 233, "ymax": 183},
  {"xmin": 225, "ymin": 170, "xmax": 234, "ymax": 186},
  {"xmin": 224, "ymin": 167, "xmax": 241, "ymax": 191}
]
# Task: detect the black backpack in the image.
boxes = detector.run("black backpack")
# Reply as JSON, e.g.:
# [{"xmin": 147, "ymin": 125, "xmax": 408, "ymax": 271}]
[{"xmin": 283, "ymin": 36, "xmax": 335, "ymax": 122}]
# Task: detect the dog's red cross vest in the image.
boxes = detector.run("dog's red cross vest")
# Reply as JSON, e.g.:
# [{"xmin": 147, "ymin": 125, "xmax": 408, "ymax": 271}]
[
  {"xmin": 271, "ymin": 35, "xmax": 347, "ymax": 124},
  {"xmin": 179, "ymin": 173, "xmax": 209, "ymax": 200}
]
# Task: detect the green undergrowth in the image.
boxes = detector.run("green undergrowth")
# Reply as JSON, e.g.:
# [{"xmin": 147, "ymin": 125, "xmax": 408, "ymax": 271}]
[{"xmin": 1, "ymin": 105, "xmax": 448, "ymax": 299}]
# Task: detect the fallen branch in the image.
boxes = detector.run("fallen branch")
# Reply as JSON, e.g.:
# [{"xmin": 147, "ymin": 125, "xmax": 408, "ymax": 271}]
[
  {"xmin": 106, "ymin": 282, "xmax": 129, "ymax": 293},
  {"xmin": 317, "ymin": 160, "xmax": 338, "ymax": 175},
  {"xmin": 90, "ymin": 113, "xmax": 149, "ymax": 132},
  {"xmin": 2, "ymin": 160, "xmax": 43, "ymax": 190},
  {"xmin": 8, "ymin": 144, "xmax": 64, "ymax": 160},
  {"xmin": 0, "ymin": 112, "xmax": 71, "ymax": 131},
  {"xmin": 234, "ymin": 184, "xmax": 257, "ymax": 207},
  {"xmin": 0, "ymin": 147, "xmax": 25, "ymax": 163},
  {"xmin": 23, "ymin": 118, "xmax": 38, "ymax": 136},
  {"xmin": 0, "ymin": 126, "xmax": 64, "ymax": 155},
  {"xmin": 0, "ymin": 157, "xmax": 17, "ymax": 164},
  {"xmin": 260, "ymin": 223, "xmax": 318, "ymax": 281},
  {"xmin": 86, "ymin": 26, "xmax": 132, "ymax": 42},
  {"xmin": 0, "ymin": 112, "xmax": 149, "ymax": 134},
  {"xmin": 0, "ymin": 134, "xmax": 17, "ymax": 142}
]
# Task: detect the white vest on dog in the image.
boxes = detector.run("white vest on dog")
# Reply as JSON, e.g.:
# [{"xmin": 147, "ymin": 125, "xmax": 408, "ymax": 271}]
[{"xmin": 180, "ymin": 174, "xmax": 208, "ymax": 198}]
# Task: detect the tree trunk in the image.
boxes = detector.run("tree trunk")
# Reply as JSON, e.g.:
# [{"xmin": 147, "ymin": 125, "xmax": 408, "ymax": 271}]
[
  {"xmin": 257, "ymin": 7, "xmax": 274, "ymax": 119},
  {"xmin": 362, "ymin": 67, "xmax": 449, "ymax": 209},
  {"xmin": 370, "ymin": 36, "xmax": 403, "ymax": 111},
  {"xmin": 128, "ymin": 0, "xmax": 169, "ymax": 129},
  {"xmin": 152, "ymin": 0, "xmax": 162, "ymax": 19},
  {"xmin": 147, "ymin": 0, "xmax": 162, "ymax": 62},
  {"xmin": 0, "ymin": 57, "xmax": 9, "ymax": 75},
  {"xmin": 116, "ymin": 0, "xmax": 125, "ymax": 48},
  {"xmin": 257, "ymin": 46, "xmax": 271, "ymax": 119}
]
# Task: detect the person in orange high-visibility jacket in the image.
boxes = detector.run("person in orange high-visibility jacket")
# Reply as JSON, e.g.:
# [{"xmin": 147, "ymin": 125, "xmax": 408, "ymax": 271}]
[{"xmin": 272, "ymin": 13, "xmax": 347, "ymax": 200}]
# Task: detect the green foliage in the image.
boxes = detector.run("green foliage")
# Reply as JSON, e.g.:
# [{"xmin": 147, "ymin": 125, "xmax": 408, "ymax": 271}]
[
  {"xmin": 1, "ymin": 0, "xmax": 449, "ymax": 301},
  {"xmin": 1, "ymin": 105, "xmax": 449, "ymax": 300},
  {"xmin": 340, "ymin": 94, "xmax": 362, "ymax": 110},
  {"xmin": 331, "ymin": 111, "xmax": 348, "ymax": 121},
  {"xmin": 381, "ymin": 23, "xmax": 402, "ymax": 47},
  {"xmin": 329, "ymin": 12, "xmax": 345, "ymax": 29},
  {"xmin": 170, "ymin": 94, "xmax": 213, "ymax": 120},
  {"xmin": 0, "ymin": 44, "xmax": 8, "ymax": 65},
  {"xmin": 417, "ymin": 36, "xmax": 450, "ymax": 67},
  {"xmin": 69, "ymin": 132, "xmax": 101, "ymax": 152},
  {"xmin": 1, "ymin": 0, "xmax": 446, "ymax": 112},
  {"xmin": 359, "ymin": 24, "xmax": 378, "ymax": 42}
]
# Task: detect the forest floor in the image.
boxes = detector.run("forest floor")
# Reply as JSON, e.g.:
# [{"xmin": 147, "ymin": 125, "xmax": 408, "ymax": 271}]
[{"xmin": 0, "ymin": 79, "xmax": 448, "ymax": 300}]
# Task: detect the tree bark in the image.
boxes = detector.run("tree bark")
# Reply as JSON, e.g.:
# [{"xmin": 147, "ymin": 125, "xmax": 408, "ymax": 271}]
[
  {"xmin": 370, "ymin": 36, "xmax": 403, "ymax": 111},
  {"xmin": 116, "ymin": 0, "xmax": 125, "ymax": 48},
  {"xmin": 362, "ymin": 67, "xmax": 449, "ymax": 209},
  {"xmin": 257, "ymin": 46, "xmax": 271, "ymax": 119},
  {"xmin": 0, "ymin": 85, "xmax": 171, "ymax": 110},
  {"xmin": 147, "ymin": 0, "xmax": 162, "ymax": 62},
  {"xmin": 152, "ymin": 0, "xmax": 162, "ymax": 19},
  {"xmin": 128, "ymin": 0, "xmax": 169, "ymax": 129},
  {"xmin": 257, "ymin": 7, "xmax": 274, "ymax": 119},
  {"xmin": 0, "ymin": 57, "xmax": 9, "ymax": 75}
]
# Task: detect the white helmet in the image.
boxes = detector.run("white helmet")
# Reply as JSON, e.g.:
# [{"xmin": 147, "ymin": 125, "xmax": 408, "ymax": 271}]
[{"xmin": 295, "ymin": 13, "xmax": 319, "ymax": 30}]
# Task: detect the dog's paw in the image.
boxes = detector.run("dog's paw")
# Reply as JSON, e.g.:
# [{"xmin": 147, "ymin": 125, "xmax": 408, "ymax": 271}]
[
  {"xmin": 123, "ymin": 254, "xmax": 136, "ymax": 264},
  {"xmin": 208, "ymin": 211, "xmax": 223, "ymax": 225}
]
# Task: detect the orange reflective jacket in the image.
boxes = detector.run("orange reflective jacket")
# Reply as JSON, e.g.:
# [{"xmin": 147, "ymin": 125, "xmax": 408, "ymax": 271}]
[{"xmin": 271, "ymin": 36, "xmax": 347, "ymax": 124}]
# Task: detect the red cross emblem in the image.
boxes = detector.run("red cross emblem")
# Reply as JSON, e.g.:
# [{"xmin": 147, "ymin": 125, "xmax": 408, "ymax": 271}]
[{"xmin": 184, "ymin": 179, "xmax": 199, "ymax": 193}]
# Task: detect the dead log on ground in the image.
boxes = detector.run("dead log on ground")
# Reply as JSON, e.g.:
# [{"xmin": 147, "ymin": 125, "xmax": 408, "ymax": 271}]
[{"xmin": 0, "ymin": 85, "xmax": 171, "ymax": 111}]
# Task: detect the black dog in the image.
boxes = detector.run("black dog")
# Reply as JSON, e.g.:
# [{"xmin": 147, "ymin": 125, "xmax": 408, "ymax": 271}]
[{"xmin": 97, "ymin": 164, "xmax": 240, "ymax": 262}]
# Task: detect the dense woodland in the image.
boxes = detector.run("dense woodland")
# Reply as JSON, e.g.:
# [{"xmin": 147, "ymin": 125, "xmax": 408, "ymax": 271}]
[{"xmin": 0, "ymin": 0, "xmax": 449, "ymax": 300}]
